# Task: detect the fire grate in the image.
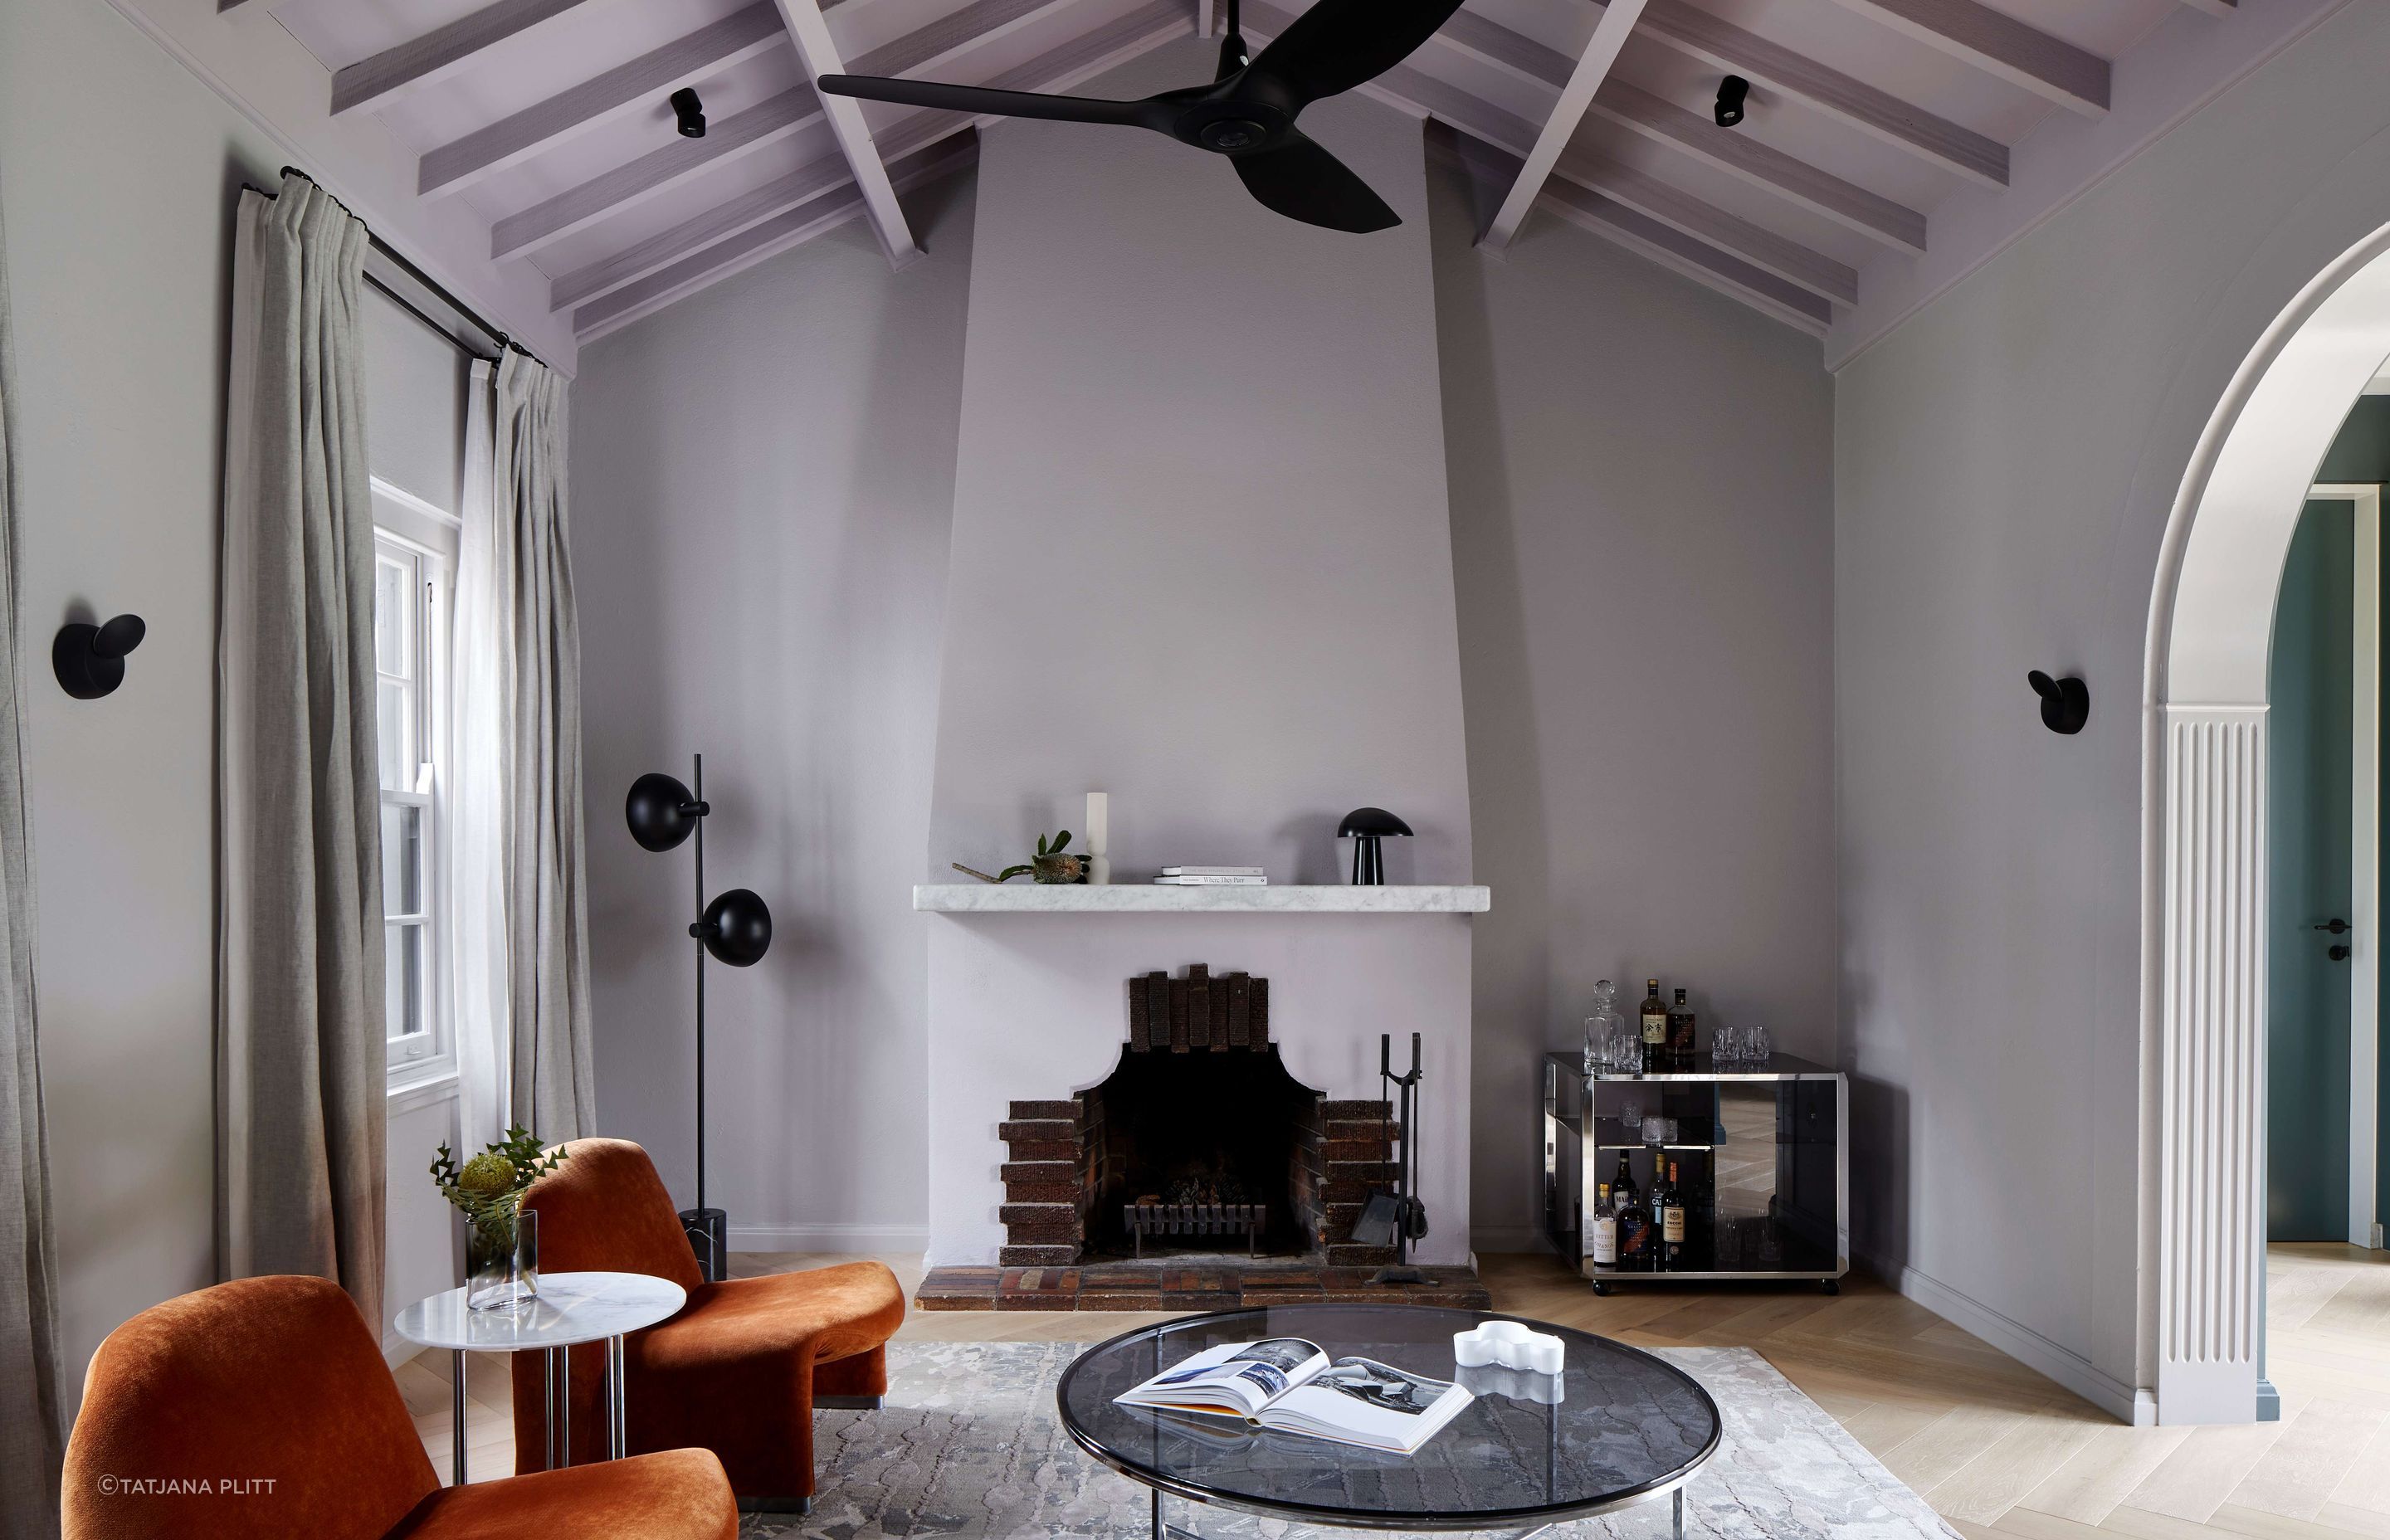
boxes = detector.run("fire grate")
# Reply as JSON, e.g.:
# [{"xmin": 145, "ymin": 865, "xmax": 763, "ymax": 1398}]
[{"xmin": 1124, "ymin": 1201, "xmax": 1265, "ymax": 1258}]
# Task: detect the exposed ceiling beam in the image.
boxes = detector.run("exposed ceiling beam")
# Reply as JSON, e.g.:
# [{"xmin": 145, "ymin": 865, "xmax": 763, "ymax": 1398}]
[
  {"xmin": 1436, "ymin": 126, "xmax": 1827, "ymax": 334},
  {"xmin": 1828, "ymin": 0, "xmax": 2109, "ymax": 117},
  {"xmin": 1558, "ymin": 145, "xmax": 1856, "ymax": 305},
  {"xmin": 1479, "ymin": 0, "xmax": 1646, "ymax": 251},
  {"xmin": 486, "ymin": 0, "xmax": 1072, "ymax": 262},
  {"xmin": 418, "ymin": 3, "xmax": 788, "ymax": 199},
  {"xmin": 1587, "ymin": 80, "xmax": 1926, "ymax": 254},
  {"xmin": 330, "ymin": 0, "xmax": 598, "ymax": 115},
  {"xmin": 773, "ymin": 0, "xmax": 923, "ymax": 266},
  {"xmin": 1631, "ymin": 1, "xmax": 2007, "ymax": 189},
  {"xmin": 1431, "ymin": 8, "xmax": 1928, "ymax": 254},
  {"xmin": 575, "ymin": 136, "xmax": 978, "ymax": 339},
  {"xmin": 1368, "ymin": 57, "xmax": 1856, "ymax": 306},
  {"xmin": 492, "ymin": 85, "xmax": 820, "ymax": 260},
  {"xmin": 558, "ymin": 0, "xmax": 1188, "ymax": 319}
]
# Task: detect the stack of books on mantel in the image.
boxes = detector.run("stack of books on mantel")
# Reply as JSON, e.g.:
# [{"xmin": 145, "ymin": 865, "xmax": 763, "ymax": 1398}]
[{"xmin": 1153, "ymin": 866, "xmax": 1266, "ymax": 887}]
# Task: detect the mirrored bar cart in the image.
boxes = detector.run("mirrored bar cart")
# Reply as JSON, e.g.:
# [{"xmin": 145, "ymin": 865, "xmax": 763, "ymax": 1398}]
[{"xmin": 1543, "ymin": 1051, "xmax": 1848, "ymax": 1294}]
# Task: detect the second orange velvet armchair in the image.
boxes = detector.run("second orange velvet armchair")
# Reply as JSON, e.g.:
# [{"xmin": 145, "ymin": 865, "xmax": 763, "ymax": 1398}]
[{"xmin": 512, "ymin": 1138, "xmax": 905, "ymax": 1510}]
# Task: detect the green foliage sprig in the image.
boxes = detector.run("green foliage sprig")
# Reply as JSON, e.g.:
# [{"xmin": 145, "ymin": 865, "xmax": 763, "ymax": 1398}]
[
  {"xmin": 430, "ymin": 1125, "xmax": 568, "ymax": 1233},
  {"xmin": 995, "ymin": 829, "xmax": 1071, "ymax": 883}
]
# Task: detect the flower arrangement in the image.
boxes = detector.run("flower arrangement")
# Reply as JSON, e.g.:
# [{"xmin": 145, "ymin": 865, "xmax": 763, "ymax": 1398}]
[{"xmin": 431, "ymin": 1127, "xmax": 568, "ymax": 1294}]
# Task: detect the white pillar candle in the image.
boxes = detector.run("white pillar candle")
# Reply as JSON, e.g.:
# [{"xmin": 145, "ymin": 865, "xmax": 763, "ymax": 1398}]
[{"xmin": 1085, "ymin": 792, "xmax": 1110, "ymax": 885}]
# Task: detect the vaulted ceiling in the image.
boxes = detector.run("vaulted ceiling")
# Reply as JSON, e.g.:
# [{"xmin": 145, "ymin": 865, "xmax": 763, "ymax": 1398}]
[{"xmin": 124, "ymin": 0, "xmax": 2348, "ymax": 366}]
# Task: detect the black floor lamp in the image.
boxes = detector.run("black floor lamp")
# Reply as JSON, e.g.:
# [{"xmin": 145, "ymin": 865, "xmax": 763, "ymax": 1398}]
[{"xmin": 626, "ymin": 753, "xmax": 773, "ymax": 1282}]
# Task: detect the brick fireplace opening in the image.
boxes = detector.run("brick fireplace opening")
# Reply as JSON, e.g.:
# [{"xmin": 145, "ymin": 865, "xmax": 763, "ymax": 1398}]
[{"xmin": 915, "ymin": 964, "xmax": 1490, "ymax": 1312}]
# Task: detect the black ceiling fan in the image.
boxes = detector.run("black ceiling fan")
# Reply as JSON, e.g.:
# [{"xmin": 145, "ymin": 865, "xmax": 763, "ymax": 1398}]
[{"xmin": 817, "ymin": 0, "xmax": 1465, "ymax": 233}]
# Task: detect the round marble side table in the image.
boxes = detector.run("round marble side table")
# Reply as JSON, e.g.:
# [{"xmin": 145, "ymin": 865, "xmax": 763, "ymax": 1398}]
[{"xmin": 392, "ymin": 1270, "xmax": 686, "ymax": 1485}]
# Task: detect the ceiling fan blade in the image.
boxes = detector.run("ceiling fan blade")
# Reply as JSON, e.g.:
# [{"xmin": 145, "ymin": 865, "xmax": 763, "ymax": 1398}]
[
  {"xmin": 1230, "ymin": 129, "xmax": 1398, "ymax": 232},
  {"xmin": 817, "ymin": 75, "xmax": 1168, "ymax": 130},
  {"xmin": 1245, "ymin": 0, "xmax": 1466, "ymax": 105}
]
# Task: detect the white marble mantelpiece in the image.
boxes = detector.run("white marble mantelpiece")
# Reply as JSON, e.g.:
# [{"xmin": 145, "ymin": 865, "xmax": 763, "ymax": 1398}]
[{"xmin": 913, "ymin": 884, "xmax": 1490, "ymax": 914}]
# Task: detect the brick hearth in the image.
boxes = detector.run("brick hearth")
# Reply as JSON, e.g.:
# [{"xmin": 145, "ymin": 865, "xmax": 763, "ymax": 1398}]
[{"xmin": 915, "ymin": 1260, "xmax": 1492, "ymax": 1311}]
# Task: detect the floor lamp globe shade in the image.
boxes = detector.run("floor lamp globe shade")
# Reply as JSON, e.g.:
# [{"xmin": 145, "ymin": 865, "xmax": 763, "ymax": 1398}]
[
  {"xmin": 701, "ymin": 888, "xmax": 773, "ymax": 966},
  {"xmin": 627, "ymin": 772, "xmax": 697, "ymax": 851}
]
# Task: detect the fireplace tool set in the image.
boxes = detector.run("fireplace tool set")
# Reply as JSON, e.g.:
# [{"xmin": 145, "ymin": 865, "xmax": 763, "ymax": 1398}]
[{"xmin": 1353, "ymin": 1031, "xmax": 1430, "ymax": 1284}]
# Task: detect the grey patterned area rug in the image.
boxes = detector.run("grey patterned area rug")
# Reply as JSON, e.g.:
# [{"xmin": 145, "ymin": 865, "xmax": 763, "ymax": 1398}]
[{"xmin": 744, "ymin": 1343, "xmax": 1957, "ymax": 1540}]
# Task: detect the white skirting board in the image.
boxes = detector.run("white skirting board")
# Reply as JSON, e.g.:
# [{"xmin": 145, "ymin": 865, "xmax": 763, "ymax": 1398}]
[
  {"xmin": 728, "ymin": 1223, "xmax": 932, "ymax": 1253},
  {"xmin": 1861, "ymin": 1252, "xmax": 2153, "ymax": 1425}
]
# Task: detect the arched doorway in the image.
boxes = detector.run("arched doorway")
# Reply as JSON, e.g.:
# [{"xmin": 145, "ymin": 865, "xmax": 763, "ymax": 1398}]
[{"xmin": 2144, "ymin": 222, "xmax": 2390, "ymax": 1425}]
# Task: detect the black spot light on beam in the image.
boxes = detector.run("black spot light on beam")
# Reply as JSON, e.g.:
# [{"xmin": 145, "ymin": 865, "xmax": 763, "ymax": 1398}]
[
  {"xmin": 1714, "ymin": 75, "xmax": 1749, "ymax": 128},
  {"xmin": 671, "ymin": 87, "xmax": 707, "ymax": 138}
]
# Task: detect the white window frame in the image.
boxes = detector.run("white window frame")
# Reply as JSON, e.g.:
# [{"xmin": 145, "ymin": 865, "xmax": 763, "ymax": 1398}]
[{"xmin": 374, "ymin": 503, "xmax": 456, "ymax": 1087}]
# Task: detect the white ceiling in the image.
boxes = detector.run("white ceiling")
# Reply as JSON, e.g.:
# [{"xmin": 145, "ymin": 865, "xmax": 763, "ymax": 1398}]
[{"xmin": 124, "ymin": 0, "xmax": 2353, "ymax": 365}]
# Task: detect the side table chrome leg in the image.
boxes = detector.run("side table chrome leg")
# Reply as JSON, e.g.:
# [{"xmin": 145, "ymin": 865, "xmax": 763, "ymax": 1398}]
[
  {"xmin": 451, "ymin": 1350, "xmax": 467, "ymax": 1486},
  {"xmin": 1673, "ymin": 1488, "xmax": 1684, "ymax": 1540},
  {"xmin": 607, "ymin": 1334, "xmax": 627, "ymax": 1460}
]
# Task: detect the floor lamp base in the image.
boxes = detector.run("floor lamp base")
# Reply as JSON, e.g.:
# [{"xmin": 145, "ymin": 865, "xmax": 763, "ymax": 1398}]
[{"xmin": 680, "ymin": 1207, "xmax": 727, "ymax": 1282}]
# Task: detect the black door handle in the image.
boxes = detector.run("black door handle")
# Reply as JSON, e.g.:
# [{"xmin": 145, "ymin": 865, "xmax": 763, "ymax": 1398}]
[
  {"xmin": 2331, "ymin": 944, "xmax": 2352, "ymax": 961},
  {"xmin": 2314, "ymin": 919, "xmax": 2351, "ymax": 934}
]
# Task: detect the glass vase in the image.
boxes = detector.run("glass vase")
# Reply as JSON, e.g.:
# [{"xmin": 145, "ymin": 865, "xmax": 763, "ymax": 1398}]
[{"xmin": 467, "ymin": 1206, "xmax": 539, "ymax": 1313}]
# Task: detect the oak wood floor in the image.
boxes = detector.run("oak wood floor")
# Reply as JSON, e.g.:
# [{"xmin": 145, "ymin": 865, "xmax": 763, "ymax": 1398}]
[{"xmin": 393, "ymin": 1243, "xmax": 2390, "ymax": 1538}]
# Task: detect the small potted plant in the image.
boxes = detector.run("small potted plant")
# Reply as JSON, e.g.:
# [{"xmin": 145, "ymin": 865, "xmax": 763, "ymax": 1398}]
[
  {"xmin": 432, "ymin": 1128, "xmax": 568, "ymax": 1312},
  {"xmin": 951, "ymin": 829, "xmax": 1085, "ymax": 885}
]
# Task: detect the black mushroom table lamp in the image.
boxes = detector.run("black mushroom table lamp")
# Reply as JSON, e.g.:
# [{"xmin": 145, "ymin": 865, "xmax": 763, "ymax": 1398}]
[
  {"xmin": 627, "ymin": 753, "xmax": 773, "ymax": 1281},
  {"xmin": 1338, "ymin": 807, "xmax": 1413, "ymax": 885}
]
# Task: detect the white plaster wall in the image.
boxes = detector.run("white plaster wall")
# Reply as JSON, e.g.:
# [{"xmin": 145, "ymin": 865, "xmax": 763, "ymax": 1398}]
[
  {"xmin": 571, "ymin": 179, "xmax": 976, "ymax": 1248},
  {"xmin": 1428, "ymin": 158, "xmax": 1837, "ymax": 1252},
  {"xmin": 1, "ymin": 0, "xmax": 281, "ymax": 1391},
  {"xmin": 926, "ymin": 40, "xmax": 1472, "ymax": 889},
  {"xmin": 1833, "ymin": 0, "xmax": 2390, "ymax": 1407}
]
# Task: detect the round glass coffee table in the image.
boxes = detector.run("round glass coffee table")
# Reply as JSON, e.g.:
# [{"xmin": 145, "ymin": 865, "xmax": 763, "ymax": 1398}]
[{"xmin": 1058, "ymin": 1304, "xmax": 1719, "ymax": 1540}]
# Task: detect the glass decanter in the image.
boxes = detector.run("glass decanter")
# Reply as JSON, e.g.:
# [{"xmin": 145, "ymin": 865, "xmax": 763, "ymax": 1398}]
[{"xmin": 1583, "ymin": 978, "xmax": 1627, "ymax": 1075}]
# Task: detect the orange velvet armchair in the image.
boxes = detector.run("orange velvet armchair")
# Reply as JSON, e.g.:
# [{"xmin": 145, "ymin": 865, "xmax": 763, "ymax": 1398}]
[
  {"xmin": 62, "ymin": 1274, "xmax": 737, "ymax": 1540},
  {"xmin": 512, "ymin": 1138, "xmax": 905, "ymax": 1511}
]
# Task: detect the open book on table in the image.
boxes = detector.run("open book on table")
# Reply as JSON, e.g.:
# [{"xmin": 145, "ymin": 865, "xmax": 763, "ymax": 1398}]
[{"xmin": 1113, "ymin": 1338, "xmax": 1472, "ymax": 1455}]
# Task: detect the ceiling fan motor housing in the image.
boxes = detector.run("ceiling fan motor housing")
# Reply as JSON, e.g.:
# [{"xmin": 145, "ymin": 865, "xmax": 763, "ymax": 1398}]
[{"xmin": 1174, "ymin": 85, "xmax": 1296, "ymax": 154}]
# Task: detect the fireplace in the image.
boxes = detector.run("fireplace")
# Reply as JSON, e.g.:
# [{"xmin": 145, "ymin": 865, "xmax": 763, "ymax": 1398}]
[
  {"xmin": 917, "ymin": 958, "xmax": 1488, "ymax": 1312},
  {"xmin": 990, "ymin": 965, "xmax": 1406, "ymax": 1268}
]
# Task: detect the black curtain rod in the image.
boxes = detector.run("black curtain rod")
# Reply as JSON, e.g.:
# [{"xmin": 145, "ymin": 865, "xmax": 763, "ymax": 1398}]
[{"xmin": 251, "ymin": 165, "xmax": 550, "ymax": 372}]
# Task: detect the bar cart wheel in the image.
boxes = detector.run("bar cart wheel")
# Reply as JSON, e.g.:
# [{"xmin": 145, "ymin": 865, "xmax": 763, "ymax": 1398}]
[
  {"xmin": 1819, "ymin": 1279, "xmax": 1840, "ymax": 1295},
  {"xmin": 1592, "ymin": 1280, "xmax": 1612, "ymax": 1296}
]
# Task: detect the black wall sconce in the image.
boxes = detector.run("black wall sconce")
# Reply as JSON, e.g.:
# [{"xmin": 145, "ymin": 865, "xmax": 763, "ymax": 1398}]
[
  {"xmin": 1714, "ymin": 75, "xmax": 1750, "ymax": 128},
  {"xmin": 670, "ymin": 87, "xmax": 707, "ymax": 138},
  {"xmin": 53, "ymin": 614, "xmax": 146, "ymax": 699},
  {"xmin": 2028, "ymin": 670, "xmax": 2089, "ymax": 734},
  {"xmin": 627, "ymin": 753, "xmax": 771, "ymax": 1281}
]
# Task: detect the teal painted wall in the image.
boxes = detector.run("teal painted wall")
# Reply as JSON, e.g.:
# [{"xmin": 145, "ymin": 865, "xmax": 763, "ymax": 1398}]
[
  {"xmin": 2305, "ymin": 394, "xmax": 2390, "ymax": 1236},
  {"xmin": 2268, "ymin": 500, "xmax": 2354, "ymax": 1240}
]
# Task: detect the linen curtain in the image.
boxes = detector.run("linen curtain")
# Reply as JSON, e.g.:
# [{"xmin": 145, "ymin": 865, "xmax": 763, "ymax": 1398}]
[
  {"xmin": 215, "ymin": 173, "xmax": 386, "ymax": 1328},
  {"xmin": 485, "ymin": 351, "xmax": 597, "ymax": 1141},
  {"xmin": 451, "ymin": 359, "xmax": 510, "ymax": 1153},
  {"xmin": 0, "ymin": 178, "xmax": 66, "ymax": 1540}
]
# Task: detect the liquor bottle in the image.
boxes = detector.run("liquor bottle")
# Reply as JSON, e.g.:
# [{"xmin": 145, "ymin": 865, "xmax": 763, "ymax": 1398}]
[
  {"xmin": 1616, "ymin": 1168, "xmax": 1652, "ymax": 1270},
  {"xmin": 1639, "ymin": 979, "xmax": 1668, "ymax": 1071},
  {"xmin": 1661, "ymin": 1158, "xmax": 1688, "ymax": 1266},
  {"xmin": 1667, "ymin": 988, "xmax": 1697, "ymax": 1066},
  {"xmin": 1590, "ymin": 1182, "xmax": 1617, "ymax": 1267}
]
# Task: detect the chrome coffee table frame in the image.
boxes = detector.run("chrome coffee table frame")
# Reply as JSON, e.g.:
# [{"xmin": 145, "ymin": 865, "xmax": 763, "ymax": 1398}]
[{"xmin": 1056, "ymin": 1304, "xmax": 1719, "ymax": 1540}]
